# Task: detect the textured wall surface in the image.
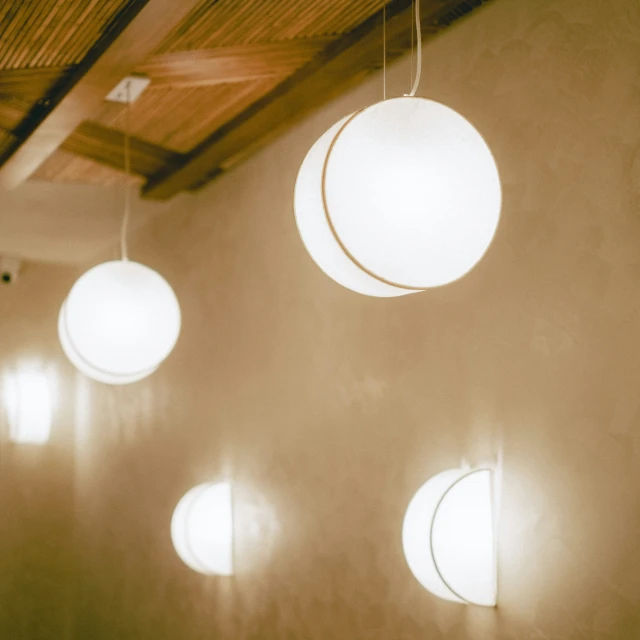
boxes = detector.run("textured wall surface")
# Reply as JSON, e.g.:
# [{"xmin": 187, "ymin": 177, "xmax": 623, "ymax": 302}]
[{"xmin": 2, "ymin": 0, "xmax": 640, "ymax": 638}]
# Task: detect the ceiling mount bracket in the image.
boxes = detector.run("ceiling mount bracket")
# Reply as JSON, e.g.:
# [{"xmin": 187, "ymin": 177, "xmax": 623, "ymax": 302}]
[{"xmin": 106, "ymin": 75, "xmax": 151, "ymax": 103}]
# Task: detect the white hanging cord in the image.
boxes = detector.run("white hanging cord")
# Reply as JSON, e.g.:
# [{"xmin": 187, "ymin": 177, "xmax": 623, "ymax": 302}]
[
  {"xmin": 383, "ymin": 3, "xmax": 387, "ymax": 99},
  {"xmin": 410, "ymin": 0, "xmax": 414, "ymax": 90},
  {"xmin": 120, "ymin": 80, "xmax": 132, "ymax": 261},
  {"xmin": 409, "ymin": 0, "xmax": 422, "ymax": 96}
]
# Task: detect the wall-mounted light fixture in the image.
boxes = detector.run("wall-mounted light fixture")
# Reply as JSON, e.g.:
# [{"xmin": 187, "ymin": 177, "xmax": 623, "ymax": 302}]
[
  {"xmin": 3, "ymin": 366, "xmax": 55, "ymax": 444},
  {"xmin": 171, "ymin": 482, "xmax": 234, "ymax": 576},
  {"xmin": 402, "ymin": 467, "xmax": 497, "ymax": 606}
]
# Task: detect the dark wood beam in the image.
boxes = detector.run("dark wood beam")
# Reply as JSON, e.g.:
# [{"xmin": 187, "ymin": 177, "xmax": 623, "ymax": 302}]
[
  {"xmin": 0, "ymin": 0, "xmax": 202, "ymax": 190},
  {"xmin": 137, "ymin": 38, "xmax": 334, "ymax": 88},
  {"xmin": 0, "ymin": 98, "xmax": 32, "ymax": 132},
  {"xmin": 61, "ymin": 121, "xmax": 184, "ymax": 178},
  {"xmin": 0, "ymin": 67, "xmax": 73, "ymax": 101},
  {"xmin": 143, "ymin": 0, "xmax": 492, "ymax": 200}
]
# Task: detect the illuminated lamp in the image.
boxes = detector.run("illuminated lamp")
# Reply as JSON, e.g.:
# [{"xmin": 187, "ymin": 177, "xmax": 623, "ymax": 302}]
[
  {"xmin": 58, "ymin": 79, "xmax": 181, "ymax": 385},
  {"xmin": 294, "ymin": 0, "xmax": 500, "ymax": 295},
  {"xmin": 58, "ymin": 297, "xmax": 157, "ymax": 385},
  {"xmin": 59, "ymin": 261, "xmax": 180, "ymax": 384},
  {"xmin": 171, "ymin": 482, "xmax": 234, "ymax": 576},
  {"xmin": 294, "ymin": 98, "xmax": 501, "ymax": 295},
  {"xmin": 402, "ymin": 468, "xmax": 497, "ymax": 606}
]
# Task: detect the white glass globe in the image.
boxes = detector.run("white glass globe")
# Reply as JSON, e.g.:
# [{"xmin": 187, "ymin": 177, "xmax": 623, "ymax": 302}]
[
  {"xmin": 323, "ymin": 97, "xmax": 501, "ymax": 288},
  {"xmin": 402, "ymin": 468, "xmax": 496, "ymax": 606},
  {"xmin": 58, "ymin": 301, "xmax": 157, "ymax": 384},
  {"xmin": 294, "ymin": 97, "xmax": 501, "ymax": 294},
  {"xmin": 171, "ymin": 482, "xmax": 234, "ymax": 576},
  {"xmin": 59, "ymin": 260, "xmax": 180, "ymax": 382},
  {"xmin": 295, "ymin": 115, "xmax": 413, "ymax": 297}
]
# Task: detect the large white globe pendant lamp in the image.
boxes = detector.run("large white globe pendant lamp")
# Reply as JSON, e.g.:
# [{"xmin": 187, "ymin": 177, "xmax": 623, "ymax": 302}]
[
  {"xmin": 295, "ymin": 114, "xmax": 413, "ymax": 297},
  {"xmin": 294, "ymin": 1, "xmax": 501, "ymax": 295},
  {"xmin": 58, "ymin": 80, "xmax": 180, "ymax": 384},
  {"xmin": 171, "ymin": 482, "xmax": 234, "ymax": 576},
  {"xmin": 402, "ymin": 467, "xmax": 497, "ymax": 606}
]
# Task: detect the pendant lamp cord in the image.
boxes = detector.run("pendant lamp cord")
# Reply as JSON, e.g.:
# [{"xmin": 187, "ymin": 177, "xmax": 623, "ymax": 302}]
[
  {"xmin": 383, "ymin": 3, "xmax": 387, "ymax": 99},
  {"xmin": 409, "ymin": 0, "xmax": 422, "ymax": 96},
  {"xmin": 410, "ymin": 0, "xmax": 414, "ymax": 90},
  {"xmin": 120, "ymin": 80, "xmax": 132, "ymax": 261}
]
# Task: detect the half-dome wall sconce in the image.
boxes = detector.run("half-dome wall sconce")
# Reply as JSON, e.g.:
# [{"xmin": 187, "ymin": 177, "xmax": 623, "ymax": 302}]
[
  {"xmin": 402, "ymin": 467, "xmax": 497, "ymax": 607},
  {"xmin": 171, "ymin": 482, "xmax": 234, "ymax": 576}
]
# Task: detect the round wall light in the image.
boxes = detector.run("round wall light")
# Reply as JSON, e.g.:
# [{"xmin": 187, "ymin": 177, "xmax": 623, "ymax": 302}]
[
  {"xmin": 58, "ymin": 261, "xmax": 180, "ymax": 385},
  {"xmin": 402, "ymin": 467, "xmax": 497, "ymax": 606},
  {"xmin": 294, "ymin": 97, "xmax": 501, "ymax": 296},
  {"xmin": 171, "ymin": 482, "xmax": 234, "ymax": 576}
]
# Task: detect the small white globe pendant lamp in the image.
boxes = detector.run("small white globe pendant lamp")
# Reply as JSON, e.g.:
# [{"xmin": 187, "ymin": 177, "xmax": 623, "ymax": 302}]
[
  {"xmin": 59, "ymin": 264, "xmax": 178, "ymax": 384},
  {"xmin": 402, "ymin": 467, "xmax": 497, "ymax": 606},
  {"xmin": 58, "ymin": 80, "xmax": 180, "ymax": 384},
  {"xmin": 294, "ymin": 1, "xmax": 501, "ymax": 295},
  {"xmin": 171, "ymin": 482, "xmax": 234, "ymax": 576}
]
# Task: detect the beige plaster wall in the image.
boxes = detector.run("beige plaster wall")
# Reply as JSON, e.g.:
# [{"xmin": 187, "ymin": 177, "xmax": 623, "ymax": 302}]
[{"xmin": 2, "ymin": 0, "xmax": 640, "ymax": 638}]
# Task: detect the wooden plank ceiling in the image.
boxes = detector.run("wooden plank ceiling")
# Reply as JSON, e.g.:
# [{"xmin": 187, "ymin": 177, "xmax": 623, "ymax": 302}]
[{"xmin": 0, "ymin": 0, "xmax": 492, "ymax": 198}]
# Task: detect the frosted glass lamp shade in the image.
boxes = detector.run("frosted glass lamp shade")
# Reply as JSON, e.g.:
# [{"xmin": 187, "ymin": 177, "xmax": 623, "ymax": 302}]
[
  {"xmin": 402, "ymin": 468, "xmax": 497, "ymax": 606},
  {"xmin": 294, "ymin": 97, "xmax": 501, "ymax": 294},
  {"xmin": 58, "ymin": 302, "xmax": 157, "ymax": 385},
  {"xmin": 59, "ymin": 260, "xmax": 180, "ymax": 383},
  {"xmin": 171, "ymin": 482, "xmax": 234, "ymax": 576},
  {"xmin": 295, "ymin": 115, "xmax": 412, "ymax": 297},
  {"xmin": 4, "ymin": 368, "xmax": 54, "ymax": 444}
]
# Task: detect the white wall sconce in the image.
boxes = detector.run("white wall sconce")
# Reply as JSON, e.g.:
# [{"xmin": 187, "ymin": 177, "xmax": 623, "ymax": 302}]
[
  {"xmin": 4, "ymin": 366, "xmax": 55, "ymax": 444},
  {"xmin": 171, "ymin": 482, "xmax": 234, "ymax": 576},
  {"xmin": 402, "ymin": 467, "xmax": 497, "ymax": 606}
]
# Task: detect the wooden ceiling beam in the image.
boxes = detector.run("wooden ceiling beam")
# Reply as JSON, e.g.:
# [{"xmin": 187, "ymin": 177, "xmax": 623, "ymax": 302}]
[
  {"xmin": 0, "ymin": 67, "xmax": 73, "ymax": 101},
  {"xmin": 137, "ymin": 38, "xmax": 334, "ymax": 88},
  {"xmin": 0, "ymin": 0, "xmax": 202, "ymax": 190},
  {"xmin": 0, "ymin": 98, "xmax": 32, "ymax": 132},
  {"xmin": 142, "ymin": 0, "xmax": 491, "ymax": 200},
  {"xmin": 61, "ymin": 121, "xmax": 185, "ymax": 178}
]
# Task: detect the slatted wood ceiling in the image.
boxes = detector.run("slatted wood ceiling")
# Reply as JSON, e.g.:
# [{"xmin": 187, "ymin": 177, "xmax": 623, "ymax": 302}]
[
  {"xmin": 35, "ymin": 149, "xmax": 141, "ymax": 185},
  {"xmin": 25, "ymin": 0, "xmax": 390, "ymax": 186},
  {"xmin": 0, "ymin": 0, "xmax": 492, "ymax": 192},
  {"xmin": 92, "ymin": 78, "xmax": 285, "ymax": 152},
  {"xmin": 157, "ymin": 0, "xmax": 388, "ymax": 51},
  {"xmin": 0, "ymin": 0, "xmax": 132, "ymax": 68}
]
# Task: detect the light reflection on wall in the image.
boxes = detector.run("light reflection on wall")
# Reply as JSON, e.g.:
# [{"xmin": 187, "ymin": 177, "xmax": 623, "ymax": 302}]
[{"xmin": 4, "ymin": 365, "xmax": 56, "ymax": 444}]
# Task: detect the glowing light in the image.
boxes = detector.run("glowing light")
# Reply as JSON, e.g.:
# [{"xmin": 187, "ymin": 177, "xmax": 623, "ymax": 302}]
[
  {"xmin": 294, "ymin": 97, "xmax": 501, "ymax": 295},
  {"xmin": 59, "ymin": 261, "xmax": 180, "ymax": 384},
  {"xmin": 4, "ymin": 367, "xmax": 54, "ymax": 444},
  {"xmin": 58, "ymin": 301, "xmax": 157, "ymax": 385},
  {"xmin": 171, "ymin": 482, "xmax": 234, "ymax": 576},
  {"xmin": 295, "ymin": 114, "xmax": 411, "ymax": 297},
  {"xmin": 402, "ymin": 468, "xmax": 497, "ymax": 606}
]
